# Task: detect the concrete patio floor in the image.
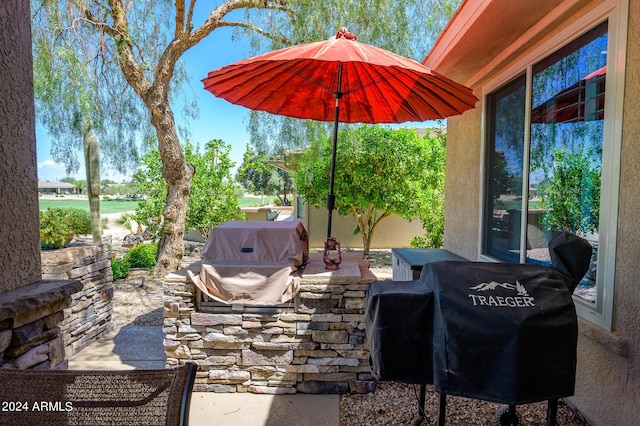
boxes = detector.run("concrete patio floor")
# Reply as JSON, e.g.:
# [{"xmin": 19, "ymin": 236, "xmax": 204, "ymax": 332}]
[{"xmin": 68, "ymin": 326, "xmax": 340, "ymax": 425}]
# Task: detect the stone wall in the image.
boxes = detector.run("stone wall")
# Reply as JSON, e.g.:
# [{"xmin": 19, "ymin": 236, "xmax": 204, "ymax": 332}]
[
  {"xmin": 41, "ymin": 243, "xmax": 114, "ymax": 358},
  {"xmin": 0, "ymin": 280, "xmax": 82, "ymax": 370},
  {"xmin": 163, "ymin": 253, "xmax": 377, "ymax": 394}
]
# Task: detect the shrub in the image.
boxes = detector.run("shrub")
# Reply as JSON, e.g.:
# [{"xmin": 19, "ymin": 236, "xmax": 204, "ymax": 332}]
[
  {"xmin": 123, "ymin": 242, "xmax": 158, "ymax": 268},
  {"xmin": 65, "ymin": 208, "xmax": 92, "ymax": 235},
  {"xmin": 111, "ymin": 257, "xmax": 130, "ymax": 280},
  {"xmin": 40, "ymin": 207, "xmax": 90, "ymax": 249}
]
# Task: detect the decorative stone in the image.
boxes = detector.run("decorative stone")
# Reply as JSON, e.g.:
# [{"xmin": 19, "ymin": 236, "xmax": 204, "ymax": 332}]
[
  {"xmin": 11, "ymin": 343, "xmax": 49, "ymax": 370},
  {"xmin": 285, "ymin": 365, "xmax": 339, "ymax": 374},
  {"xmin": 312, "ymin": 330, "xmax": 348, "ymax": 344},
  {"xmin": 192, "ymin": 313, "xmax": 242, "ymax": 326},
  {"xmin": 165, "ymin": 344, "xmax": 191, "ymax": 359},
  {"xmin": 344, "ymin": 298, "xmax": 365, "ymax": 310},
  {"xmin": 298, "ymin": 298, "xmax": 339, "ymax": 314},
  {"xmin": 208, "ymin": 369, "xmax": 251, "ymax": 383},
  {"xmin": 0, "ymin": 280, "xmax": 81, "ymax": 323},
  {"xmin": 241, "ymin": 349, "xmax": 294, "ymax": 366},
  {"xmin": 310, "ymin": 313, "xmax": 342, "ymax": 322},
  {"xmin": 200, "ymin": 355, "xmax": 236, "ymax": 366},
  {"xmin": 293, "ymin": 349, "xmax": 337, "ymax": 357},
  {"xmin": 247, "ymin": 385, "xmax": 296, "ymax": 395},
  {"xmin": 296, "ymin": 381, "xmax": 349, "ymax": 394},
  {"xmin": 0, "ymin": 330, "xmax": 12, "ymax": 353},
  {"xmin": 11, "ymin": 319, "xmax": 44, "ymax": 346},
  {"xmin": 48, "ymin": 334, "xmax": 65, "ymax": 367},
  {"xmin": 307, "ymin": 357, "xmax": 360, "ymax": 366}
]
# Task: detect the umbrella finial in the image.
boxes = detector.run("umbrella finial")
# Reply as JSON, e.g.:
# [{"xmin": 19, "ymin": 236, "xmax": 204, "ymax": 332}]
[{"xmin": 336, "ymin": 27, "xmax": 357, "ymax": 40}]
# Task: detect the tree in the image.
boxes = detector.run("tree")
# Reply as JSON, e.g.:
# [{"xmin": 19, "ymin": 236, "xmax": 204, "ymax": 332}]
[
  {"xmin": 294, "ymin": 125, "xmax": 445, "ymax": 257},
  {"xmin": 32, "ymin": 0, "xmax": 460, "ymax": 275},
  {"xmin": 133, "ymin": 140, "xmax": 241, "ymax": 241},
  {"xmin": 410, "ymin": 129, "xmax": 446, "ymax": 249},
  {"xmin": 539, "ymin": 147, "xmax": 600, "ymax": 235},
  {"xmin": 236, "ymin": 145, "xmax": 292, "ymax": 205}
]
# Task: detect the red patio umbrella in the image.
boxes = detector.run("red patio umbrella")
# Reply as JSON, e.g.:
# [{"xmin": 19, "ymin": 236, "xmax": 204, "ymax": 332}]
[
  {"xmin": 202, "ymin": 28, "xmax": 477, "ymax": 262},
  {"xmin": 531, "ymin": 66, "xmax": 606, "ymax": 124}
]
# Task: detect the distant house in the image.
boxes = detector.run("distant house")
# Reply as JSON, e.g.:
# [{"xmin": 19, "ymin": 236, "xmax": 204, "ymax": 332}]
[{"xmin": 37, "ymin": 181, "xmax": 79, "ymax": 195}]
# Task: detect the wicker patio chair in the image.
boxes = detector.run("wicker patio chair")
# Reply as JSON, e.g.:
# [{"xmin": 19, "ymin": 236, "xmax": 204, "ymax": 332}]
[{"xmin": 0, "ymin": 362, "xmax": 197, "ymax": 426}]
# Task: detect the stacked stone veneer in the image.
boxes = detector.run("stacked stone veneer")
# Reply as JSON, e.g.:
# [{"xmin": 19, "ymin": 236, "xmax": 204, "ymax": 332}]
[
  {"xmin": 0, "ymin": 280, "xmax": 82, "ymax": 370},
  {"xmin": 41, "ymin": 242, "xmax": 114, "ymax": 358},
  {"xmin": 163, "ymin": 254, "xmax": 377, "ymax": 394}
]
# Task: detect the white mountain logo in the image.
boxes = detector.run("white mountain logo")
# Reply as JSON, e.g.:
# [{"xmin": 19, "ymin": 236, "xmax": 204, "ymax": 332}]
[
  {"xmin": 469, "ymin": 281, "xmax": 529, "ymax": 296},
  {"xmin": 468, "ymin": 281, "xmax": 535, "ymax": 307}
]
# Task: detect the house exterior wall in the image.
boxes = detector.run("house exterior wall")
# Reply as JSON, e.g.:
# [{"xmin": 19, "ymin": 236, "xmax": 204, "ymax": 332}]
[
  {"xmin": 443, "ymin": 107, "xmax": 483, "ymax": 260},
  {"xmin": 0, "ymin": 1, "xmax": 42, "ymax": 292},
  {"xmin": 570, "ymin": 1, "xmax": 640, "ymax": 423},
  {"xmin": 442, "ymin": 1, "xmax": 639, "ymax": 424}
]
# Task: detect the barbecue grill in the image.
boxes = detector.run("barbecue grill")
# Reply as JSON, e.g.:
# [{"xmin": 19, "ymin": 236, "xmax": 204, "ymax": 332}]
[
  {"xmin": 188, "ymin": 221, "xmax": 309, "ymax": 306},
  {"xmin": 365, "ymin": 232, "xmax": 592, "ymax": 425}
]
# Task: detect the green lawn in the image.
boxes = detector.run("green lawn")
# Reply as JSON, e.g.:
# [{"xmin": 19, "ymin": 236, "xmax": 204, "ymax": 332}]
[
  {"xmin": 39, "ymin": 198, "xmax": 141, "ymax": 214},
  {"xmin": 238, "ymin": 196, "xmax": 275, "ymax": 208},
  {"xmin": 39, "ymin": 196, "xmax": 273, "ymax": 214}
]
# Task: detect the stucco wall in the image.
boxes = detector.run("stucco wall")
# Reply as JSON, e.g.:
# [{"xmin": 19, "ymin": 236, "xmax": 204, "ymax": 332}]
[
  {"xmin": 0, "ymin": 1, "xmax": 42, "ymax": 292},
  {"xmin": 443, "ymin": 107, "xmax": 482, "ymax": 260},
  {"xmin": 304, "ymin": 206, "xmax": 426, "ymax": 249},
  {"xmin": 569, "ymin": 0, "xmax": 640, "ymax": 424}
]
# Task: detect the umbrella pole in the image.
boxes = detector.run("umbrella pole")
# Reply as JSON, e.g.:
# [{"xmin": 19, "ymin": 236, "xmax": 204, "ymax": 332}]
[
  {"xmin": 326, "ymin": 98, "xmax": 340, "ymax": 239},
  {"xmin": 327, "ymin": 63, "xmax": 343, "ymax": 240}
]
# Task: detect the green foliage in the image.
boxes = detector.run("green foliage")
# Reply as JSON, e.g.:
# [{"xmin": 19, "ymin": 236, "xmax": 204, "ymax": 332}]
[
  {"xmin": 123, "ymin": 243, "xmax": 158, "ymax": 269},
  {"xmin": 295, "ymin": 125, "xmax": 446, "ymax": 254},
  {"xmin": 111, "ymin": 257, "xmax": 130, "ymax": 280},
  {"xmin": 65, "ymin": 208, "xmax": 92, "ymax": 235},
  {"xmin": 539, "ymin": 147, "xmax": 601, "ymax": 235},
  {"xmin": 39, "ymin": 207, "xmax": 92, "ymax": 249},
  {"xmin": 236, "ymin": 145, "xmax": 293, "ymax": 205},
  {"xmin": 31, "ymin": 0, "xmax": 460, "ymax": 272},
  {"xmin": 133, "ymin": 140, "xmax": 242, "ymax": 240},
  {"xmin": 31, "ymin": 0, "xmax": 185, "ymax": 175}
]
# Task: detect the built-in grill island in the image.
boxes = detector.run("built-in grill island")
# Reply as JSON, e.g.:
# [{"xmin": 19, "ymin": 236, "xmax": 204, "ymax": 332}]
[
  {"xmin": 166, "ymin": 220, "xmax": 377, "ymax": 394},
  {"xmin": 365, "ymin": 232, "xmax": 592, "ymax": 425},
  {"xmin": 188, "ymin": 221, "xmax": 309, "ymax": 306}
]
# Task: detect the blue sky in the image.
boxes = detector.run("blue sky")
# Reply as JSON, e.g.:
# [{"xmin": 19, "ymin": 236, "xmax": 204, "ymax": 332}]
[
  {"xmin": 35, "ymin": 7, "xmax": 440, "ymax": 183},
  {"xmin": 36, "ymin": 18, "xmax": 256, "ymax": 182}
]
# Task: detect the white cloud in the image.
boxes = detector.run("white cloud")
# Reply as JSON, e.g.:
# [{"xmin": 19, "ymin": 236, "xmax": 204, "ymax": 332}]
[{"xmin": 37, "ymin": 159, "xmax": 65, "ymax": 169}]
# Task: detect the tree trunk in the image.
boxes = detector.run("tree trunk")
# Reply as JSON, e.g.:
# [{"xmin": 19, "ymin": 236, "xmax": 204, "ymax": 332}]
[
  {"xmin": 83, "ymin": 120, "xmax": 101, "ymax": 243},
  {"xmin": 353, "ymin": 206, "xmax": 390, "ymax": 259},
  {"xmin": 148, "ymin": 98, "xmax": 194, "ymax": 277}
]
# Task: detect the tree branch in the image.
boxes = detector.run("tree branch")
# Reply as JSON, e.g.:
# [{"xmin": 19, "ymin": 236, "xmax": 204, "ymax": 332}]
[
  {"xmin": 106, "ymin": 0, "xmax": 152, "ymax": 99},
  {"xmin": 184, "ymin": 0, "xmax": 293, "ymax": 53},
  {"xmin": 175, "ymin": 0, "xmax": 186, "ymax": 38},
  {"xmin": 218, "ymin": 20, "xmax": 291, "ymax": 46}
]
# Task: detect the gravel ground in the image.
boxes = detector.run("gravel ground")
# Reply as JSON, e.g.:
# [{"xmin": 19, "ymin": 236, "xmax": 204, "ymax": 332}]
[
  {"xmin": 340, "ymin": 381, "xmax": 589, "ymax": 425},
  {"xmin": 107, "ymin": 221, "xmax": 589, "ymax": 426}
]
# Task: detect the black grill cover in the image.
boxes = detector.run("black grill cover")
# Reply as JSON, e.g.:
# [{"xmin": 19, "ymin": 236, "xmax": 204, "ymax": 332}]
[
  {"xmin": 425, "ymin": 261, "xmax": 578, "ymax": 404},
  {"xmin": 366, "ymin": 249, "xmax": 465, "ymax": 383},
  {"xmin": 365, "ymin": 232, "xmax": 591, "ymax": 405},
  {"xmin": 365, "ymin": 280, "xmax": 434, "ymax": 383}
]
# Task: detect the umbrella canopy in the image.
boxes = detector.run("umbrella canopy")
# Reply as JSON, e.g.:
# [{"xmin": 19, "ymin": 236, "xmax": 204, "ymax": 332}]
[
  {"xmin": 531, "ymin": 66, "xmax": 606, "ymax": 124},
  {"xmin": 202, "ymin": 28, "xmax": 477, "ymax": 240}
]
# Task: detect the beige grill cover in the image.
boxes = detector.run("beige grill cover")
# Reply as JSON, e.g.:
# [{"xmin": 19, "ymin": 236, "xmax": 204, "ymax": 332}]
[{"xmin": 188, "ymin": 221, "xmax": 309, "ymax": 305}]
